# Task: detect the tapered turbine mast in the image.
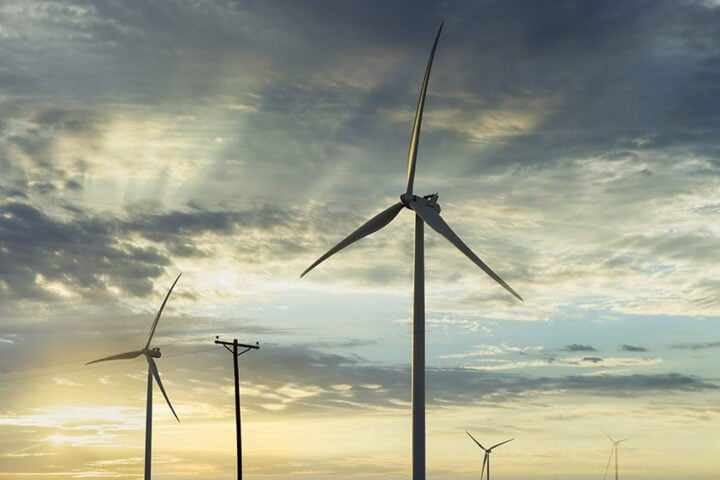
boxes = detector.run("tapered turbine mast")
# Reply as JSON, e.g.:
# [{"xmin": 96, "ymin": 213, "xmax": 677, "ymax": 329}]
[
  {"xmin": 86, "ymin": 273, "xmax": 182, "ymax": 480},
  {"xmin": 301, "ymin": 23, "xmax": 522, "ymax": 480},
  {"xmin": 600, "ymin": 428, "xmax": 634, "ymax": 480},
  {"xmin": 466, "ymin": 431, "xmax": 513, "ymax": 480}
]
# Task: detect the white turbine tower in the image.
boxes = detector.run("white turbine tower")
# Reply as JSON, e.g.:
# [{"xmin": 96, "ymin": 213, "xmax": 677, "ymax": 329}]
[
  {"xmin": 600, "ymin": 428, "xmax": 634, "ymax": 480},
  {"xmin": 466, "ymin": 431, "xmax": 513, "ymax": 480},
  {"xmin": 301, "ymin": 24, "xmax": 522, "ymax": 480},
  {"xmin": 86, "ymin": 273, "xmax": 182, "ymax": 480}
]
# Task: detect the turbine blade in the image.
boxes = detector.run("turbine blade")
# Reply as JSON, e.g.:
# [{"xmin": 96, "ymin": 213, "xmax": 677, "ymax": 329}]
[
  {"xmin": 489, "ymin": 438, "xmax": 514, "ymax": 450},
  {"xmin": 480, "ymin": 451, "xmax": 488, "ymax": 480},
  {"xmin": 85, "ymin": 350, "xmax": 143, "ymax": 365},
  {"xmin": 602, "ymin": 445, "xmax": 614, "ymax": 480},
  {"xmin": 145, "ymin": 272, "xmax": 182, "ymax": 350},
  {"xmin": 145, "ymin": 354, "xmax": 180, "ymax": 422},
  {"xmin": 465, "ymin": 430, "xmax": 487, "ymax": 450},
  {"xmin": 598, "ymin": 425, "xmax": 615, "ymax": 443},
  {"xmin": 409, "ymin": 200, "xmax": 523, "ymax": 301},
  {"xmin": 405, "ymin": 22, "xmax": 443, "ymax": 195},
  {"xmin": 300, "ymin": 202, "xmax": 404, "ymax": 278}
]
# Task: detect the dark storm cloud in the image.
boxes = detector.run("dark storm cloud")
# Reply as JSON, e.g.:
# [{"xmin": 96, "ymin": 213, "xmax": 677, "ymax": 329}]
[
  {"xmin": 6, "ymin": 0, "xmax": 718, "ymax": 184},
  {"xmin": 561, "ymin": 344, "xmax": 598, "ymax": 352},
  {"xmin": 0, "ymin": 0, "xmax": 440, "ymax": 104},
  {"xmin": 620, "ymin": 344, "xmax": 648, "ymax": 352},
  {"xmin": 439, "ymin": 1, "xmax": 720, "ymax": 171},
  {"xmin": 202, "ymin": 1, "xmax": 720, "ymax": 175}
]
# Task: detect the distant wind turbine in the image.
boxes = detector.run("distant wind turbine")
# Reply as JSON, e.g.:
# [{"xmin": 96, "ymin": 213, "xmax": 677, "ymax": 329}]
[
  {"xmin": 86, "ymin": 273, "xmax": 182, "ymax": 480},
  {"xmin": 301, "ymin": 23, "xmax": 522, "ymax": 480},
  {"xmin": 466, "ymin": 431, "xmax": 513, "ymax": 480},
  {"xmin": 600, "ymin": 428, "xmax": 634, "ymax": 480}
]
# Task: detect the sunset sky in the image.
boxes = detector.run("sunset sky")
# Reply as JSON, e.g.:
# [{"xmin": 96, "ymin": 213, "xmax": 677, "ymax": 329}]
[{"xmin": 2, "ymin": 1, "xmax": 720, "ymax": 479}]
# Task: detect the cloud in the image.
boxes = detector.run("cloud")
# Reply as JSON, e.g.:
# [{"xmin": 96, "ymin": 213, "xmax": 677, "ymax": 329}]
[
  {"xmin": 155, "ymin": 344, "xmax": 714, "ymax": 415},
  {"xmin": 0, "ymin": 199, "xmax": 340, "ymax": 301},
  {"xmin": 671, "ymin": 341, "xmax": 720, "ymax": 351},
  {"xmin": 0, "ymin": 202, "xmax": 169, "ymax": 299},
  {"xmin": 561, "ymin": 344, "xmax": 598, "ymax": 352},
  {"xmin": 620, "ymin": 344, "xmax": 649, "ymax": 352},
  {"xmin": 439, "ymin": 343, "xmax": 545, "ymax": 359},
  {"xmin": 1, "ymin": 1, "xmax": 720, "ymax": 476},
  {"xmin": 466, "ymin": 355, "xmax": 662, "ymax": 372},
  {"xmin": 0, "ymin": 0, "xmax": 719, "ymax": 321}
]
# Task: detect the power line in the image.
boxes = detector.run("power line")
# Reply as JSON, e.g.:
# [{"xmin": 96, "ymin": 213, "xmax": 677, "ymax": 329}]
[{"xmin": 1, "ymin": 354, "xmax": 104, "ymax": 374}]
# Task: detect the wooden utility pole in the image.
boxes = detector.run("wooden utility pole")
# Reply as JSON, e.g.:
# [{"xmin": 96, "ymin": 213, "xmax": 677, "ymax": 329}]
[{"xmin": 215, "ymin": 337, "xmax": 259, "ymax": 480}]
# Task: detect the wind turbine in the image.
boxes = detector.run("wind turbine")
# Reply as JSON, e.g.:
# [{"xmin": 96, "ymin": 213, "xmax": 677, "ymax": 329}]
[
  {"xmin": 301, "ymin": 23, "xmax": 522, "ymax": 480},
  {"xmin": 466, "ymin": 431, "xmax": 513, "ymax": 480},
  {"xmin": 600, "ymin": 428, "xmax": 634, "ymax": 480},
  {"xmin": 86, "ymin": 273, "xmax": 182, "ymax": 480}
]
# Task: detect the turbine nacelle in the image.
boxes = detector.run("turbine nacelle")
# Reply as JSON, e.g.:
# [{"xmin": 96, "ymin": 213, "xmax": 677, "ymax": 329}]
[{"xmin": 146, "ymin": 347, "xmax": 161, "ymax": 358}]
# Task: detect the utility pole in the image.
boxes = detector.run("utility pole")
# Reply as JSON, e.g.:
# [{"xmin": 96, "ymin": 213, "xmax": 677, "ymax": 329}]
[{"xmin": 215, "ymin": 336, "xmax": 259, "ymax": 480}]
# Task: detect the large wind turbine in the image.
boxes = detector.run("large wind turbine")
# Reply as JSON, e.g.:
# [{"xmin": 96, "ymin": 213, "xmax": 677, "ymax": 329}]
[
  {"xmin": 466, "ymin": 431, "xmax": 513, "ymax": 480},
  {"xmin": 301, "ymin": 23, "xmax": 522, "ymax": 480},
  {"xmin": 86, "ymin": 273, "xmax": 182, "ymax": 480},
  {"xmin": 600, "ymin": 428, "xmax": 634, "ymax": 480}
]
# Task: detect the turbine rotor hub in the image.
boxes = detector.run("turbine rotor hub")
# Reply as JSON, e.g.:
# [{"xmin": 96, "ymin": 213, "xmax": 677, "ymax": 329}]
[
  {"xmin": 148, "ymin": 347, "xmax": 161, "ymax": 358},
  {"xmin": 400, "ymin": 192, "xmax": 441, "ymax": 213},
  {"xmin": 400, "ymin": 192, "xmax": 416, "ymax": 207}
]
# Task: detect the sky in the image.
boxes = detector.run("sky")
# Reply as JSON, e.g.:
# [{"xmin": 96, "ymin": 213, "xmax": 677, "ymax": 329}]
[{"xmin": 1, "ymin": 0, "xmax": 720, "ymax": 478}]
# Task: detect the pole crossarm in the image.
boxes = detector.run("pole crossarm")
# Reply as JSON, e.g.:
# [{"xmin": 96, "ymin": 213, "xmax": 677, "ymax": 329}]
[{"xmin": 215, "ymin": 337, "xmax": 260, "ymax": 356}]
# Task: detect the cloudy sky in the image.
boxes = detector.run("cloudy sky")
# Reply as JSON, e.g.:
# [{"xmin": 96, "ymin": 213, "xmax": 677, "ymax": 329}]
[{"xmin": 1, "ymin": 0, "xmax": 720, "ymax": 479}]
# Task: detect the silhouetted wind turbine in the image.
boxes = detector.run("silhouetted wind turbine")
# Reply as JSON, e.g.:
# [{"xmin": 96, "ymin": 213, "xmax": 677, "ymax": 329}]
[
  {"xmin": 600, "ymin": 428, "xmax": 634, "ymax": 480},
  {"xmin": 301, "ymin": 23, "xmax": 522, "ymax": 480},
  {"xmin": 86, "ymin": 273, "xmax": 182, "ymax": 480},
  {"xmin": 466, "ymin": 431, "xmax": 513, "ymax": 480}
]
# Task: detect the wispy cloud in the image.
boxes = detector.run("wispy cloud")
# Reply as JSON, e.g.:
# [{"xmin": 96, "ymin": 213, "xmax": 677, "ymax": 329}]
[
  {"xmin": 671, "ymin": 341, "xmax": 720, "ymax": 351},
  {"xmin": 439, "ymin": 343, "xmax": 545, "ymax": 359},
  {"xmin": 467, "ymin": 356, "xmax": 662, "ymax": 372}
]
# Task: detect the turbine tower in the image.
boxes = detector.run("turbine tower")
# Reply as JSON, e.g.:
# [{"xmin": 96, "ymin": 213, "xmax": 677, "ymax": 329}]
[
  {"xmin": 301, "ymin": 24, "xmax": 522, "ymax": 480},
  {"xmin": 600, "ymin": 428, "xmax": 633, "ymax": 480},
  {"xmin": 466, "ymin": 431, "xmax": 513, "ymax": 480},
  {"xmin": 86, "ymin": 273, "xmax": 182, "ymax": 480}
]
